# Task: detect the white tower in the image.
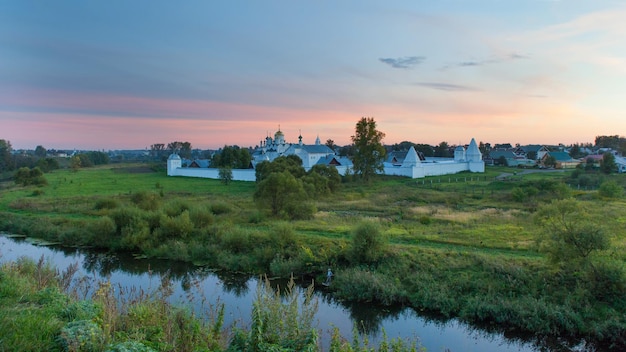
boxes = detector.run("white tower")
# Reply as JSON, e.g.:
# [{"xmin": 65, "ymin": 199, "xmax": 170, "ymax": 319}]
[{"xmin": 167, "ymin": 153, "xmax": 182, "ymax": 176}]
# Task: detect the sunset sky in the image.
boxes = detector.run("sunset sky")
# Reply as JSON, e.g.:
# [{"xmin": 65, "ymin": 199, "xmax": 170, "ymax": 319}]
[{"xmin": 2, "ymin": 1, "xmax": 626, "ymax": 150}]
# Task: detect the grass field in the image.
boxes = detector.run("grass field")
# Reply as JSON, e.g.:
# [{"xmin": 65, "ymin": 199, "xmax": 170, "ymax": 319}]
[{"xmin": 1, "ymin": 163, "xmax": 625, "ymax": 350}]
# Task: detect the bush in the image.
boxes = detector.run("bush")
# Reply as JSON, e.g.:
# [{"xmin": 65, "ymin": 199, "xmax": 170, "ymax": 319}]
[
  {"xmin": 188, "ymin": 205, "xmax": 214, "ymax": 228},
  {"xmin": 210, "ymin": 202, "xmax": 232, "ymax": 215},
  {"xmin": 105, "ymin": 341, "xmax": 156, "ymax": 352},
  {"xmin": 598, "ymin": 180, "xmax": 623, "ymax": 199},
  {"xmin": 349, "ymin": 220, "xmax": 386, "ymax": 264},
  {"xmin": 94, "ymin": 198, "xmax": 120, "ymax": 210},
  {"xmin": 157, "ymin": 211, "xmax": 194, "ymax": 241},
  {"xmin": 163, "ymin": 199, "xmax": 190, "ymax": 217},
  {"xmin": 14, "ymin": 167, "xmax": 48, "ymax": 186},
  {"xmin": 129, "ymin": 191, "xmax": 160, "ymax": 211},
  {"xmin": 57, "ymin": 320, "xmax": 104, "ymax": 352}
]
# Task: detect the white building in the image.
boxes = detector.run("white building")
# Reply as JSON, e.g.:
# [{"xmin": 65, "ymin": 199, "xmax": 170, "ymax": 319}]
[{"xmin": 167, "ymin": 129, "xmax": 484, "ymax": 181}]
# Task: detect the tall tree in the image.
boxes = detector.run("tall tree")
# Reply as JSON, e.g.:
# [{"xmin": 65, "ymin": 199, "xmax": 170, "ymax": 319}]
[
  {"xmin": 350, "ymin": 117, "xmax": 386, "ymax": 181},
  {"xmin": 167, "ymin": 141, "xmax": 192, "ymax": 159},
  {"xmin": 325, "ymin": 139, "xmax": 336, "ymax": 152},
  {"xmin": 0, "ymin": 139, "xmax": 13, "ymax": 173},
  {"xmin": 34, "ymin": 145, "xmax": 47, "ymax": 158},
  {"xmin": 600, "ymin": 152, "xmax": 617, "ymax": 174},
  {"xmin": 434, "ymin": 141, "xmax": 451, "ymax": 157}
]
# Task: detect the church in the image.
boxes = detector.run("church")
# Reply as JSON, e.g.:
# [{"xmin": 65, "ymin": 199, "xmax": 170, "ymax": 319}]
[{"xmin": 167, "ymin": 128, "xmax": 484, "ymax": 181}]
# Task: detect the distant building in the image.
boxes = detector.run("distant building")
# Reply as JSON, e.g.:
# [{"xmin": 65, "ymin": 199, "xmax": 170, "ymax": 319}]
[{"xmin": 167, "ymin": 128, "xmax": 485, "ymax": 181}]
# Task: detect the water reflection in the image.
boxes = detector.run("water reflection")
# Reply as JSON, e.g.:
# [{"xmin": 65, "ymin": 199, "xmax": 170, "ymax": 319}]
[{"xmin": 0, "ymin": 234, "xmax": 542, "ymax": 352}]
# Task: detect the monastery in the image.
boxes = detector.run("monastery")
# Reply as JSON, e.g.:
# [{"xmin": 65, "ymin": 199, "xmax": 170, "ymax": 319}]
[{"xmin": 167, "ymin": 129, "xmax": 484, "ymax": 181}]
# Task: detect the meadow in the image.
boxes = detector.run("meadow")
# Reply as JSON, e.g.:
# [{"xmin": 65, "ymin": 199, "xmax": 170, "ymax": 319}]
[{"xmin": 1, "ymin": 163, "xmax": 625, "ymax": 350}]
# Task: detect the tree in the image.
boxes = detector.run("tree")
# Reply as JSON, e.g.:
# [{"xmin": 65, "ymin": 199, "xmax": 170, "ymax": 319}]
[
  {"xmin": 543, "ymin": 155, "xmax": 557, "ymax": 168},
  {"xmin": 14, "ymin": 167, "xmax": 47, "ymax": 186},
  {"xmin": 350, "ymin": 117, "xmax": 386, "ymax": 181},
  {"xmin": 167, "ymin": 141, "xmax": 192, "ymax": 159},
  {"xmin": 34, "ymin": 145, "xmax": 47, "ymax": 158},
  {"xmin": 255, "ymin": 155, "xmax": 304, "ymax": 183},
  {"xmin": 325, "ymin": 139, "xmax": 336, "ymax": 152},
  {"xmin": 308, "ymin": 164, "xmax": 341, "ymax": 193},
  {"xmin": 600, "ymin": 152, "xmax": 617, "ymax": 174},
  {"xmin": 598, "ymin": 180, "xmax": 623, "ymax": 198},
  {"xmin": 70, "ymin": 155, "xmax": 82, "ymax": 171},
  {"xmin": 349, "ymin": 220, "xmax": 386, "ymax": 264},
  {"xmin": 254, "ymin": 171, "xmax": 306, "ymax": 217},
  {"xmin": 434, "ymin": 141, "xmax": 451, "ymax": 157},
  {"xmin": 535, "ymin": 199, "xmax": 609, "ymax": 269},
  {"xmin": 0, "ymin": 139, "xmax": 13, "ymax": 173},
  {"xmin": 212, "ymin": 145, "xmax": 251, "ymax": 169},
  {"xmin": 150, "ymin": 143, "xmax": 166, "ymax": 160},
  {"xmin": 219, "ymin": 166, "xmax": 233, "ymax": 185}
]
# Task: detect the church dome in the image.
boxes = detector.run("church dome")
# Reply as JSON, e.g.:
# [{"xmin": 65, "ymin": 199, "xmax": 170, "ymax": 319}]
[{"xmin": 168, "ymin": 153, "xmax": 181, "ymax": 160}]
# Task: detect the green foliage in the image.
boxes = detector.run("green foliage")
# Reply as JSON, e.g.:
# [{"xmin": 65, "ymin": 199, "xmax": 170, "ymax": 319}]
[
  {"xmin": 163, "ymin": 199, "xmax": 191, "ymax": 217},
  {"xmin": 95, "ymin": 198, "xmax": 120, "ymax": 210},
  {"xmin": 255, "ymin": 155, "xmax": 305, "ymax": 182},
  {"xmin": 210, "ymin": 201, "xmax": 233, "ymax": 215},
  {"xmin": 349, "ymin": 220, "xmax": 386, "ymax": 264},
  {"xmin": 105, "ymin": 341, "xmax": 156, "ymax": 352},
  {"xmin": 14, "ymin": 166, "xmax": 48, "ymax": 186},
  {"xmin": 351, "ymin": 117, "xmax": 386, "ymax": 181},
  {"xmin": 158, "ymin": 211, "xmax": 194, "ymax": 241},
  {"xmin": 37, "ymin": 157, "xmax": 60, "ymax": 172},
  {"xmin": 600, "ymin": 152, "xmax": 617, "ymax": 174},
  {"xmin": 58, "ymin": 319, "xmax": 105, "ymax": 351},
  {"xmin": 254, "ymin": 171, "xmax": 307, "ymax": 217},
  {"xmin": 212, "ymin": 145, "xmax": 252, "ymax": 169},
  {"xmin": 308, "ymin": 164, "xmax": 341, "ymax": 193},
  {"xmin": 0, "ymin": 139, "xmax": 12, "ymax": 173},
  {"xmin": 219, "ymin": 166, "xmax": 233, "ymax": 185},
  {"xmin": 130, "ymin": 191, "xmax": 161, "ymax": 211},
  {"xmin": 229, "ymin": 277, "xmax": 318, "ymax": 351},
  {"xmin": 535, "ymin": 199, "xmax": 610, "ymax": 268},
  {"xmin": 188, "ymin": 205, "xmax": 214, "ymax": 228},
  {"xmin": 598, "ymin": 180, "xmax": 623, "ymax": 198},
  {"xmin": 543, "ymin": 155, "xmax": 557, "ymax": 168}
]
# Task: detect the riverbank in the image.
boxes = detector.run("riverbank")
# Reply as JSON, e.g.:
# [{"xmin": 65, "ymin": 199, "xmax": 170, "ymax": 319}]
[{"xmin": 0, "ymin": 164, "xmax": 625, "ymax": 350}]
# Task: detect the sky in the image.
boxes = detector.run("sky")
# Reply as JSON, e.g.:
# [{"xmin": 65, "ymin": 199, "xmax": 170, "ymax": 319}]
[{"xmin": 2, "ymin": 0, "xmax": 626, "ymax": 151}]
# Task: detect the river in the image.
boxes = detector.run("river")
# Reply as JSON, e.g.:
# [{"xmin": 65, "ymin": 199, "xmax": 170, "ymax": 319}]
[{"xmin": 0, "ymin": 233, "xmax": 541, "ymax": 351}]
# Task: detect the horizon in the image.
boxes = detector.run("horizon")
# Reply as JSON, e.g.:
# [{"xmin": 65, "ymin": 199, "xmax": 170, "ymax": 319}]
[{"xmin": 2, "ymin": 1, "xmax": 625, "ymax": 150}]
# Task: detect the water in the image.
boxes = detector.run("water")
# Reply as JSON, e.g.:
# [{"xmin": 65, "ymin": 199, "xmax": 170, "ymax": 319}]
[{"xmin": 0, "ymin": 234, "xmax": 538, "ymax": 351}]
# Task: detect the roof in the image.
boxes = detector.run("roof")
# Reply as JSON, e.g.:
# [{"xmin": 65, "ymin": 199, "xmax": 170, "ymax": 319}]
[
  {"xmin": 316, "ymin": 155, "xmax": 352, "ymax": 167},
  {"xmin": 519, "ymin": 145, "xmax": 546, "ymax": 153},
  {"xmin": 488, "ymin": 150, "xmax": 517, "ymax": 159},
  {"xmin": 189, "ymin": 159, "xmax": 210, "ymax": 168},
  {"xmin": 547, "ymin": 151, "xmax": 575, "ymax": 162},
  {"xmin": 300, "ymin": 144, "xmax": 334, "ymax": 154}
]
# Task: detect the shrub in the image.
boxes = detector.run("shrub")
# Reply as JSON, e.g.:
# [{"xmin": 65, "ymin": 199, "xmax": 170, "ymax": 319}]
[
  {"xmin": 220, "ymin": 228, "xmax": 251, "ymax": 254},
  {"xmin": 598, "ymin": 180, "xmax": 623, "ymax": 199},
  {"xmin": 349, "ymin": 220, "xmax": 386, "ymax": 264},
  {"xmin": 285, "ymin": 200, "xmax": 316, "ymax": 220},
  {"xmin": 14, "ymin": 167, "xmax": 48, "ymax": 186},
  {"xmin": 163, "ymin": 199, "xmax": 190, "ymax": 217},
  {"xmin": 94, "ymin": 198, "xmax": 120, "ymax": 210},
  {"xmin": 129, "ymin": 191, "xmax": 160, "ymax": 211},
  {"xmin": 57, "ymin": 320, "xmax": 104, "ymax": 352},
  {"xmin": 210, "ymin": 202, "xmax": 232, "ymax": 215},
  {"xmin": 157, "ymin": 211, "xmax": 194, "ymax": 241},
  {"xmin": 105, "ymin": 341, "xmax": 156, "ymax": 352},
  {"xmin": 188, "ymin": 205, "xmax": 214, "ymax": 228}
]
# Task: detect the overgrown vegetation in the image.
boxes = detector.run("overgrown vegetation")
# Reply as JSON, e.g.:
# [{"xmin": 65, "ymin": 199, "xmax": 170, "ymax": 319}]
[
  {"xmin": 1, "ymin": 164, "xmax": 625, "ymax": 350},
  {"xmin": 0, "ymin": 257, "xmax": 419, "ymax": 351}
]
